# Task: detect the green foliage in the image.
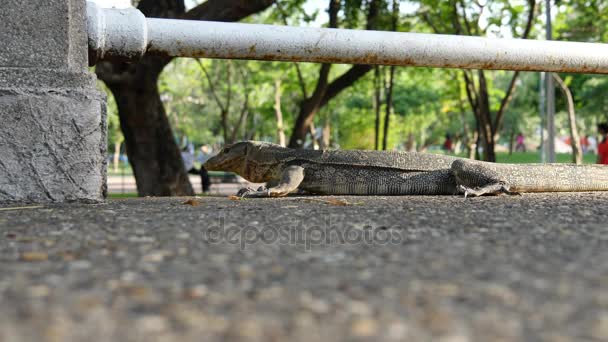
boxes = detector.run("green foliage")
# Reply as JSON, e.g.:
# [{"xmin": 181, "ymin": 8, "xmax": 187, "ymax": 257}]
[
  {"xmin": 552, "ymin": 0, "xmax": 608, "ymax": 134},
  {"xmin": 158, "ymin": 59, "xmax": 217, "ymax": 145},
  {"xmin": 555, "ymin": 0, "xmax": 608, "ymax": 43},
  {"xmin": 496, "ymin": 152, "xmax": 597, "ymax": 164},
  {"xmin": 502, "ymin": 72, "xmax": 540, "ymax": 138}
]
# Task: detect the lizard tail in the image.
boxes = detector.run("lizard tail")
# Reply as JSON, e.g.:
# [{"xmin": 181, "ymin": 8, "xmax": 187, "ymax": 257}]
[{"xmin": 451, "ymin": 159, "xmax": 608, "ymax": 194}]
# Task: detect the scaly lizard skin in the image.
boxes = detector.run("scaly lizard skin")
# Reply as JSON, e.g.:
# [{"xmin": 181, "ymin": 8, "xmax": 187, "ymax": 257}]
[{"xmin": 204, "ymin": 141, "xmax": 608, "ymax": 197}]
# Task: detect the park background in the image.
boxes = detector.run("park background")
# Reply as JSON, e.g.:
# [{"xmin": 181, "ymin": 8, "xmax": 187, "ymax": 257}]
[{"xmin": 92, "ymin": 0, "xmax": 608, "ymax": 195}]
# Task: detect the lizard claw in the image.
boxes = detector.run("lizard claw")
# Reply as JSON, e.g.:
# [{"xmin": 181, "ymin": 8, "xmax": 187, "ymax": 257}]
[
  {"xmin": 457, "ymin": 185, "xmax": 471, "ymax": 198},
  {"xmin": 236, "ymin": 187, "xmax": 271, "ymax": 198},
  {"xmin": 237, "ymin": 187, "xmax": 256, "ymax": 197},
  {"xmin": 458, "ymin": 183, "xmax": 518, "ymax": 197}
]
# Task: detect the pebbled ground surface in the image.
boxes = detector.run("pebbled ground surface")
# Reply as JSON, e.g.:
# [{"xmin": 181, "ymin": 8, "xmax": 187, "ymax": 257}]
[{"xmin": 1, "ymin": 193, "xmax": 607, "ymax": 342}]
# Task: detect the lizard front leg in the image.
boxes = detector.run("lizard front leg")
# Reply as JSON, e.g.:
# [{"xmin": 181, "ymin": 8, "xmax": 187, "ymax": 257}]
[{"xmin": 238, "ymin": 165, "xmax": 305, "ymax": 198}]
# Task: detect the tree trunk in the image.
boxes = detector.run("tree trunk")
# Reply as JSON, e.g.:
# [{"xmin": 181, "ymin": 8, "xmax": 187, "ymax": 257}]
[
  {"xmin": 469, "ymin": 128, "xmax": 479, "ymax": 160},
  {"xmin": 382, "ymin": 0, "xmax": 399, "ymax": 151},
  {"xmin": 288, "ymin": 0, "xmax": 380, "ymax": 148},
  {"xmin": 289, "ymin": 103, "xmax": 311, "ymax": 148},
  {"xmin": 476, "ymin": 71, "xmax": 497, "ymax": 162},
  {"xmin": 456, "ymin": 2, "xmax": 536, "ymax": 162},
  {"xmin": 382, "ymin": 66, "xmax": 396, "ymax": 150},
  {"xmin": 246, "ymin": 113, "xmax": 259, "ymax": 141},
  {"xmin": 321, "ymin": 118, "xmax": 331, "ymax": 149},
  {"xmin": 229, "ymin": 93, "xmax": 249, "ymax": 143},
  {"xmin": 309, "ymin": 122, "xmax": 320, "ymax": 150},
  {"xmin": 96, "ymin": 0, "xmax": 274, "ymax": 196},
  {"xmin": 455, "ymin": 78, "xmax": 475, "ymax": 159},
  {"xmin": 240, "ymin": 109, "xmax": 250, "ymax": 141},
  {"xmin": 374, "ymin": 66, "xmax": 382, "ymax": 150},
  {"xmin": 221, "ymin": 109, "xmax": 230, "ymax": 143},
  {"xmin": 474, "ymin": 121, "xmax": 481, "ymax": 160},
  {"xmin": 274, "ymin": 79, "xmax": 287, "ymax": 147},
  {"xmin": 288, "ymin": 0, "xmax": 340, "ymax": 148},
  {"xmin": 223, "ymin": 61, "xmax": 233, "ymax": 143},
  {"xmin": 461, "ymin": 116, "xmax": 474, "ymax": 159},
  {"xmin": 289, "ymin": 65, "xmax": 376, "ymax": 147},
  {"xmin": 406, "ymin": 133, "xmax": 416, "ymax": 152},
  {"xmin": 483, "ymin": 136, "xmax": 497, "ymax": 162},
  {"xmin": 99, "ymin": 57, "xmax": 194, "ymax": 196},
  {"xmin": 553, "ymin": 73, "xmax": 583, "ymax": 164}
]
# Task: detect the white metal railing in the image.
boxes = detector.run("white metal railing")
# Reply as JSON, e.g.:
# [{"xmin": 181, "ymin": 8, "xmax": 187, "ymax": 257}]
[{"xmin": 86, "ymin": 1, "xmax": 608, "ymax": 74}]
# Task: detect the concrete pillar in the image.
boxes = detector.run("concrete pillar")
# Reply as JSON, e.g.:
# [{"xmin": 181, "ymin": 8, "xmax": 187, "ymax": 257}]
[{"xmin": 0, "ymin": 0, "xmax": 107, "ymax": 203}]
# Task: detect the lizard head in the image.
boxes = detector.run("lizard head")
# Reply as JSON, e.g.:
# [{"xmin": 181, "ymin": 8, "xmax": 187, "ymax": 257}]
[{"xmin": 204, "ymin": 141, "xmax": 286, "ymax": 182}]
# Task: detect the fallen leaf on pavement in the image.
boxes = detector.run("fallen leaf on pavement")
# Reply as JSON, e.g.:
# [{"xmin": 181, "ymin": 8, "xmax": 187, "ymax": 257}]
[
  {"xmin": 182, "ymin": 199, "xmax": 202, "ymax": 206},
  {"xmin": 20, "ymin": 252, "xmax": 49, "ymax": 262}
]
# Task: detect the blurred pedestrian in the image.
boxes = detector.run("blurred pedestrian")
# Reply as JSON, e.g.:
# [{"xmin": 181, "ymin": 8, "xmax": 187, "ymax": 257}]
[
  {"xmin": 198, "ymin": 145, "xmax": 212, "ymax": 193},
  {"xmin": 442, "ymin": 134, "xmax": 453, "ymax": 153},
  {"xmin": 589, "ymin": 134, "xmax": 598, "ymax": 154},
  {"xmin": 597, "ymin": 123, "xmax": 608, "ymax": 164},
  {"xmin": 181, "ymin": 142, "xmax": 196, "ymax": 174},
  {"xmin": 515, "ymin": 133, "xmax": 526, "ymax": 152},
  {"xmin": 580, "ymin": 135, "xmax": 590, "ymax": 154}
]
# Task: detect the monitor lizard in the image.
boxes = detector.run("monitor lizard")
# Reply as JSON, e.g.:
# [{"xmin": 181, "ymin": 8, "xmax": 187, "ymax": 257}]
[{"xmin": 203, "ymin": 141, "xmax": 608, "ymax": 198}]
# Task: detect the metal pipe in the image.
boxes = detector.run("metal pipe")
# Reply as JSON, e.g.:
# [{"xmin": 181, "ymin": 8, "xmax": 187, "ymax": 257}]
[
  {"xmin": 86, "ymin": 2, "xmax": 148, "ymax": 64},
  {"xmin": 87, "ymin": 2, "xmax": 608, "ymax": 74}
]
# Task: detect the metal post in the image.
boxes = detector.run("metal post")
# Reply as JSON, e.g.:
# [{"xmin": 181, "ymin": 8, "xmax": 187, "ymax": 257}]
[
  {"xmin": 86, "ymin": 2, "xmax": 608, "ymax": 75},
  {"xmin": 545, "ymin": 0, "xmax": 556, "ymax": 163},
  {"xmin": 539, "ymin": 72, "xmax": 546, "ymax": 163}
]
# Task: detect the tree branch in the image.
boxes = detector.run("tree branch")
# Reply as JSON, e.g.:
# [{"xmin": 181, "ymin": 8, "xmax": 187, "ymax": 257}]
[
  {"xmin": 184, "ymin": 0, "xmax": 275, "ymax": 21},
  {"xmin": 521, "ymin": 0, "xmax": 537, "ymax": 38},
  {"xmin": 195, "ymin": 59, "xmax": 225, "ymax": 112},
  {"xmin": 451, "ymin": 2, "xmax": 465, "ymax": 35},
  {"xmin": 100, "ymin": 0, "xmax": 276, "ymax": 88},
  {"xmin": 421, "ymin": 12, "xmax": 441, "ymax": 34},
  {"xmin": 226, "ymin": 60, "xmax": 233, "ymax": 117},
  {"xmin": 457, "ymin": 0, "xmax": 474, "ymax": 35},
  {"xmin": 275, "ymin": 1, "xmax": 308, "ymax": 98},
  {"xmin": 230, "ymin": 92, "xmax": 249, "ymax": 143},
  {"xmin": 137, "ymin": 0, "xmax": 185, "ymax": 18},
  {"xmin": 493, "ymin": 0, "xmax": 536, "ymax": 130},
  {"xmin": 308, "ymin": 0, "xmax": 340, "ymax": 104},
  {"xmin": 462, "ymin": 71, "xmax": 478, "ymax": 111},
  {"xmin": 319, "ymin": 0, "xmax": 381, "ymax": 106},
  {"xmin": 473, "ymin": 1, "xmax": 486, "ymax": 34},
  {"xmin": 320, "ymin": 65, "xmax": 372, "ymax": 107},
  {"xmin": 288, "ymin": 0, "xmax": 380, "ymax": 147},
  {"xmin": 493, "ymin": 71, "xmax": 519, "ymax": 133},
  {"xmin": 365, "ymin": 0, "xmax": 381, "ymax": 30},
  {"xmin": 553, "ymin": 73, "xmax": 582, "ymax": 164}
]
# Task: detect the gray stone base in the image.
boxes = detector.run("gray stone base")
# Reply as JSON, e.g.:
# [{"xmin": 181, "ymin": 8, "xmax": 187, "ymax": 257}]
[{"xmin": 0, "ymin": 89, "xmax": 107, "ymax": 203}]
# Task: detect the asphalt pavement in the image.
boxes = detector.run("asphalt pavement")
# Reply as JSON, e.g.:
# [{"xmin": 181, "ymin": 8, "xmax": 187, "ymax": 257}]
[{"xmin": 1, "ymin": 193, "xmax": 607, "ymax": 341}]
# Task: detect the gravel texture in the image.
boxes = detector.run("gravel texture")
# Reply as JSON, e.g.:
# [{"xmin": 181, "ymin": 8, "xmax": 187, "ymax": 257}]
[{"xmin": 1, "ymin": 193, "xmax": 607, "ymax": 341}]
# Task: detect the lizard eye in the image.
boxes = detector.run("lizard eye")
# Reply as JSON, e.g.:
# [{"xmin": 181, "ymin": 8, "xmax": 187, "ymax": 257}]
[{"xmin": 223, "ymin": 147, "xmax": 230, "ymax": 153}]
